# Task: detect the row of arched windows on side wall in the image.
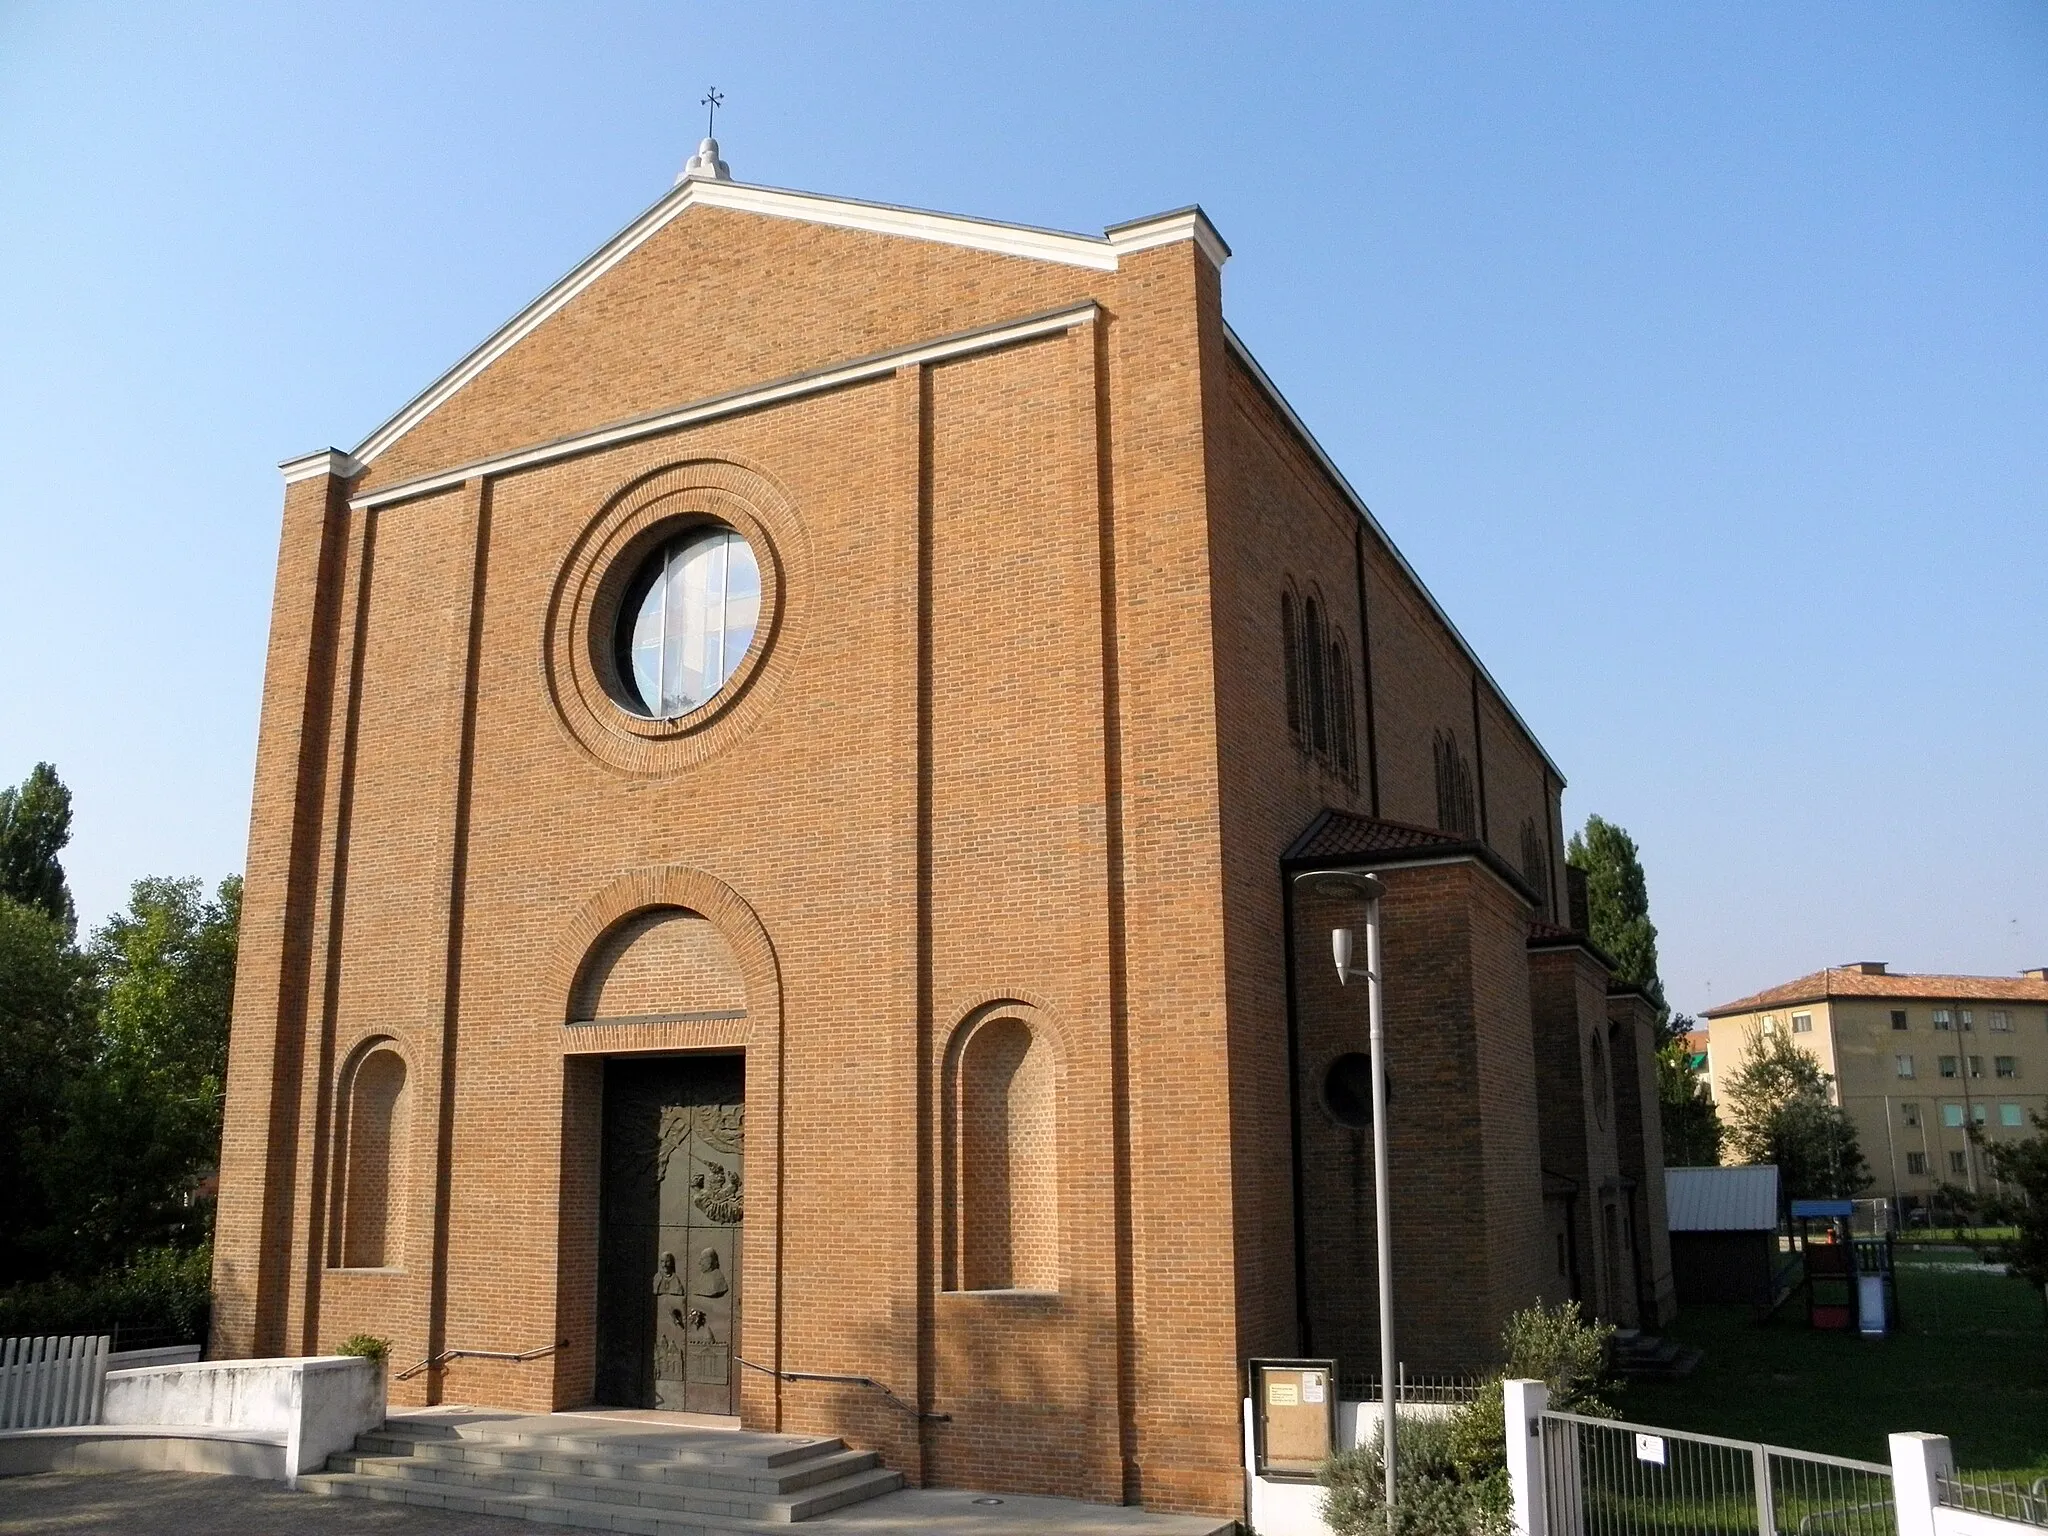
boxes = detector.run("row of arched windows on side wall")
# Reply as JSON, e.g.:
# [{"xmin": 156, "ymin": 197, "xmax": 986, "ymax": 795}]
[{"xmin": 1282, "ymin": 586, "xmax": 1359, "ymax": 786}]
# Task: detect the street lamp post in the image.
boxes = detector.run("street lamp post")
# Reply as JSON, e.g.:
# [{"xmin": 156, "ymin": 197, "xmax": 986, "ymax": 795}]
[{"xmin": 1301, "ymin": 870, "xmax": 1396, "ymax": 1518}]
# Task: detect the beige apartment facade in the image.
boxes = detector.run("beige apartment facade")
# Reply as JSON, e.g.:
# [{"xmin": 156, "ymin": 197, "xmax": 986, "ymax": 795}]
[{"xmin": 1704, "ymin": 963, "xmax": 2048, "ymax": 1212}]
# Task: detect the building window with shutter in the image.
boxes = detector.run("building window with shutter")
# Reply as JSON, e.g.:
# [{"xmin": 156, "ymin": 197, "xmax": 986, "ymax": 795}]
[
  {"xmin": 1900, "ymin": 1100, "xmax": 1919, "ymax": 1126},
  {"xmin": 1906, "ymin": 1152, "xmax": 1927, "ymax": 1176},
  {"xmin": 1950, "ymin": 1150, "xmax": 1970, "ymax": 1175},
  {"xmin": 1792, "ymin": 1012, "xmax": 1813, "ymax": 1034},
  {"xmin": 1895, "ymin": 1054, "xmax": 1915, "ymax": 1079},
  {"xmin": 1939, "ymin": 1056, "xmax": 1959, "ymax": 1078},
  {"xmin": 1934, "ymin": 1009, "xmax": 1953, "ymax": 1031},
  {"xmin": 1996, "ymin": 1056, "xmax": 2018, "ymax": 1078},
  {"xmin": 1989, "ymin": 1009, "xmax": 2012, "ymax": 1032},
  {"xmin": 1891, "ymin": 1009, "xmax": 1909, "ymax": 1030}
]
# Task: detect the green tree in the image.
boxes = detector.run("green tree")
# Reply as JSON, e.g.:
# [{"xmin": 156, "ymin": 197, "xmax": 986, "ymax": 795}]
[
  {"xmin": 1722, "ymin": 1025, "xmax": 1869, "ymax": 1203},
  {"xmin": 0, "ymin": 895, "xmax": 98, "ymax": 1283},
  {"xmin": 31, "ymin": 876, "xmax": 240, "ymax": 1275},
  {"xmin": 1973, "ymin": 1112, "xmax": 2048, "ymax": 1293},
  {"xmin": 0, "ymin": 762, "xmax": 77, "ymax": 934},
  {"xmin": 1657, "ymin": 1015, "xmax": 1723, "ymax": 1166},
  {"xmin": 1566, "ymin": 815, "xmax": 1667, "ymax": 1024}
]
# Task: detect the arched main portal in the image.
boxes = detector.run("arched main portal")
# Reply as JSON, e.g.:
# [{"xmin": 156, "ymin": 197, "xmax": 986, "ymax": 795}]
[{"xmin": 570, "ymin": 905, "xmax": 749, "ymax": 1413}]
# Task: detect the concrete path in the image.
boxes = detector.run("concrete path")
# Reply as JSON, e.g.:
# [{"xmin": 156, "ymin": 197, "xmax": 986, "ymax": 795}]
[{"xmin": 0, "ymin": 1470, "xmax": 1237, "ymax": 1535}]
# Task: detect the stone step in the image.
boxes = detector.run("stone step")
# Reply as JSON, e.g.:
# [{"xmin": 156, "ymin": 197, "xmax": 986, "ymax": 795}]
[
  {"xmin": 349, "ymin": 1430, "xmax": 881, "ymax": 1494},
  {"xmin": 325, "ymin": 1448, "xmax": 903, "ymax": 1522},
  {"xmin": 394, "ymin": 1418, "xmax": 844, "ymax": 1469},
  {"xmin": 302, "ymin": 1469, "xmax": 821, "ymax": 1534}
]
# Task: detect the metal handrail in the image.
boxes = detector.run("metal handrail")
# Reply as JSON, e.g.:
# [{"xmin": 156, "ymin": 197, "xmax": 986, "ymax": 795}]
[
  {"xmin": 734, "ymin": 1356, "xmax": 949, "ymax": 1422},
  {"xmin": 394, "ymin": 1339, "xmax": 567, "ymax": 1382}
]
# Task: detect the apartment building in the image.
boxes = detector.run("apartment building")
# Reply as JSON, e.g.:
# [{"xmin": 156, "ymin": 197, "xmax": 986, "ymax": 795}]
[{"xmin": 1704, "ymin": 963, "xmax": 2048, "ymax": 1212}]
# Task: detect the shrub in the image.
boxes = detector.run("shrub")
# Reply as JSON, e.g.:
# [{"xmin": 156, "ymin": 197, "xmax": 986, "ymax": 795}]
[
  {"xmin": 336, "ymin": 1333, "xmax": 390, "ymax": 1366},
  {"xmin": 1445, "ymin": 1301, "xmax": 1618, "ymax": 1483},
  {"xmin": 0, "ymin": 1243, "xmax": 211, "ymax": 1346},
  {"xmin": 1325, "ymin": 1301, "xmax": 1618, "ymax": 1536},
  {"xmin": 1324, "ymin": 1413, "xmax": 1510, "ymax": 1536}
]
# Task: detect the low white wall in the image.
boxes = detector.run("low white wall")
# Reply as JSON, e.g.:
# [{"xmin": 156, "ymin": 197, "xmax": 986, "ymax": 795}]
[{"xmin": 101, "ymin": 1356, "xmax": 383, "ymax": 1484}]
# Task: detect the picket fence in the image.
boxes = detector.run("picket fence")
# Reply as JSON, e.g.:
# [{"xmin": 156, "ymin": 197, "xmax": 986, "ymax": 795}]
[{"xmin": 0, "ymin": 1334, "xmax": 111, "ymax": 1429}]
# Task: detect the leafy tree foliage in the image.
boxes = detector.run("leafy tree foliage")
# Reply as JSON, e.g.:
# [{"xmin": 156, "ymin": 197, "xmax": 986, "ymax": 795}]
[
  {"xmin": 1723, "ymin": 1025, "xmax": 1869, "ymax": 1202},
  {"xmin": 1973, "ymin": 1111, "xmax": 2048, "ymax": 1293},
  {"xmin": 1658, "ymin": 1014, "xmax": 1723, "ymax": 1166},
  {"xmin": 0, "ymin": 763, "xmax": 241, "ymax": 1300},
  {"xmin": 31, "ymin": 877, "xmax": 241, "ymax": 1276},
  {"xmin": 0, "ymin": 762, "xmax": 77, "ymax": 934},
  {"xmin": 1566, "ymin": 815, "xmax": 1667, "ymax": 1023},
  {"xmin": 0, "ymin": 894, "xmax": 99, "ymax": 1284}
]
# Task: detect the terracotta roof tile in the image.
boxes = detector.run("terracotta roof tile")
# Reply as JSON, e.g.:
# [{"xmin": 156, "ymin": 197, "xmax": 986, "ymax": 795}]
[
  {"xmin": 1287, "ymin": 810, "xmax": 1465, "ymax": 861},
  {"xmin": 1705, "ymin": 967, "xmax": 2048, "ymax": 1017}
]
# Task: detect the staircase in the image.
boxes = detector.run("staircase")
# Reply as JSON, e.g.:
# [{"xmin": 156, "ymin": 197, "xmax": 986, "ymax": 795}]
[
  {"xmin": 302, "ymin": 1409, "xmax": 904, "ymax": 1531},
  {"xmin": 1611, "ymin": 1328, "xmax": 1703, "ymax": 1380}
]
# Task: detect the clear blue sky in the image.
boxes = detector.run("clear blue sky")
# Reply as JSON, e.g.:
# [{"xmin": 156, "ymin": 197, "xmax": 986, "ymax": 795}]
[{"xmin": 2, "ymin": 3, "xmax": 2042, "ymax": 1016}]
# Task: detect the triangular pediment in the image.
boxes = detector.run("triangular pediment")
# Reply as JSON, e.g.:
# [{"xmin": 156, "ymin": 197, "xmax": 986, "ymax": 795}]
[{"xmin": 337, "ymin": 178, "xmax": 1226, "ymax": 486}]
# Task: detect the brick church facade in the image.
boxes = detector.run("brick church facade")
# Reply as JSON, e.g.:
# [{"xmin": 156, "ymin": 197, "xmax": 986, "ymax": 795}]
[{"xmin": 213, "ymin": 142, "xmax": 1673, "ymax": 1519}]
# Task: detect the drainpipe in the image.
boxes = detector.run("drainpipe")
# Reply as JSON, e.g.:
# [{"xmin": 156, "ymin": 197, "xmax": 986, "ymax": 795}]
[{"xmin": 1281, "ymin": 869, "xmax": 1312, "ymax": 1352}]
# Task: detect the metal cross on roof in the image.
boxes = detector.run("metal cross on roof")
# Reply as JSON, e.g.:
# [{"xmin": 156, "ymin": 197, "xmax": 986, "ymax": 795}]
[{"xmin": 702, "ymin": 87, "xmax": 724, "ymax": 139}]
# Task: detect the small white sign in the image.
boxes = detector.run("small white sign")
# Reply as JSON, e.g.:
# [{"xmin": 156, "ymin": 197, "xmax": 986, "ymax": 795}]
[
  {"xmin": 1635, "ymin": 1434, "xmax": 1667, "ymax": 1466},
  {"xmin": 1302, "ymin": 1374, "xmax": 1325, "ymax": 1404}
]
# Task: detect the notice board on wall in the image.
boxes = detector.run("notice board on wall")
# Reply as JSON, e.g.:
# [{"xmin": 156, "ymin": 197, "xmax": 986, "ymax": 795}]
[{"xmin": 1248, "ymin": 1357, "xmax": 1337, "ymax": 1481}]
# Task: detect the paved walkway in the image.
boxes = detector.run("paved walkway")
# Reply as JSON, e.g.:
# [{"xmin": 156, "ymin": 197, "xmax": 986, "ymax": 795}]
[{"xmin": 0, "ymin": 1470, "xmax": 1237, "ymax": 1535}]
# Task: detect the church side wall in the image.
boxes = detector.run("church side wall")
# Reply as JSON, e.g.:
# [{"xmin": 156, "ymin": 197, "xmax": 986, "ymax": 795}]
[
  {"xmin": 1470, "ymin": 873, "xmax": 1554, "ymax": 1346},
  {"xmin": 1203, "ymin": 344, "xmax": 1561, "ymax": 1375}
]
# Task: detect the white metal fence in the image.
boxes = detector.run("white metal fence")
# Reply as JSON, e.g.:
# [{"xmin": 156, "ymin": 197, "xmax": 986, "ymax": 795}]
[
  {"xmin": 0, "ymin": 1334, "xmax": 111, "ymax": 1430},
  {"xmin": 1936, "ymin": 1475, "xmax": 2048, "ymax": 1530},
  {"xmin": 1538, "ymin": 1408, "xmax": 1895, "ymax": 1536}
]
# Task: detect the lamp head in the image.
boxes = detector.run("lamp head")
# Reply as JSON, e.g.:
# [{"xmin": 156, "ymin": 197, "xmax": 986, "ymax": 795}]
[
  {"xmin": 1294, "ymin": 869, "xmax": 1386, "ymax": 905},
  {"xmin": 1333, "ymin": 927, "xmax": 1355, "ymax": 984}
]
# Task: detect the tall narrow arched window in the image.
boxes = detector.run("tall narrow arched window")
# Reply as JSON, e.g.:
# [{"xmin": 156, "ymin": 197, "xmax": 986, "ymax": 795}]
[
  {"xmin": 1434, "ymin": 729, "xmax": 1477, "ymax": 836},
  {"xmin": 956, "ymin": 1017, "xmax": 1058, "ymax": 1292},
  {"xmin": 1282, "ymin": 591, "xmax": 1302, "ymax": 740},
  {"xmin": 334, "ymin": 1045, "xmax": 410, "ymax": 1269},
  {"xmin": 1520, "ymin": 818, "xmax": 1554, "ymax": 921},
  {"xmin": 1329, "ymin": 637, "xmax": 1357, "ymax": 783},
  {"xmin": 1303, "ymin": 597, "xmax": 1329, "ymax": 754}
]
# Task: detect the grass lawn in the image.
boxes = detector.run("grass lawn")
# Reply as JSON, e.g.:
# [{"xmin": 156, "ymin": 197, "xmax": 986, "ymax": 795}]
[{"xmin": 1621, "ymin": 1246, "xmax": 2048, "ymax": 1481}]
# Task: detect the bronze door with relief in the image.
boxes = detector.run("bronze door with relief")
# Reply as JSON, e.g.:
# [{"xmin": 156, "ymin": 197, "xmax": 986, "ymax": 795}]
[{"xmin": 596, "ymin": 1056, "xmax": 744, "ymax": 1412}]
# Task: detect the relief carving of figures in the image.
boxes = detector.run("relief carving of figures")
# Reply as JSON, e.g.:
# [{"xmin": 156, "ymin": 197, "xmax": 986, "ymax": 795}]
[{"xmin": 692, "ymin": 1160, "xmax": 743, "ymax": 1225}]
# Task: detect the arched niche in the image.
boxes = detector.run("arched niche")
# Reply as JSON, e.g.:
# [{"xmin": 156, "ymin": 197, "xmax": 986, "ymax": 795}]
[
  {"xmin": 330, "ymin": 1038, "xmax": 411, "ymax": 1270},
  {"xmin": 946, "ymin": 1008, "xmax": 1060, "ymax": 1293}
]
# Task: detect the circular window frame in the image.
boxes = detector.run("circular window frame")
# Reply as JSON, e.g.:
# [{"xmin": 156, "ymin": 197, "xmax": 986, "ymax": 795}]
[
  {"xmin": 545, "ymin": 459, "xmax": 806, "ymax": 778},
  {"xmin": 591, "ymin": 517, "xmax": 765, "ymax": 725},
  {"xmin": 1318, "ymin": 1050, "xmax": 1386, "ymax": 1132}
]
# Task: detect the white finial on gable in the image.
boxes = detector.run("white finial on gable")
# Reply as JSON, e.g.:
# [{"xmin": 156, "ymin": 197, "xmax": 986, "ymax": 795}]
[
  {"xmin": 678, "ymin": 87, "xmax": 731, "ymax": 184},
  {"xmin": 679, "ymin": 137, "xmax": 731, "ymax": 184}
]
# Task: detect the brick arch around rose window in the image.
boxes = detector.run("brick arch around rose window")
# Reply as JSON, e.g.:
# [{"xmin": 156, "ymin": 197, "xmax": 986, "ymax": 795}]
[
  {"xmin": 942, "ymin": 1000, "xmax": 1065, "ymax": 1294},
  {"xmin": 328, "ymin": 1034, "xmax": 415, "ymax": 1271},
  {"xmin": 544, "ymin": 864, "xmax": 786, "ymax": 1420}
]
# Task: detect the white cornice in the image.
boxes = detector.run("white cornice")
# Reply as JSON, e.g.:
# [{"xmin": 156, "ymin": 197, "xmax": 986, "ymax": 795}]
[
  {"xmin": 1222, "ymin": 322, "xmax": 1566, "ymax": 787},
  {"xmin": 278, "ymin": 448, "xmax": 363, "ymax": 483},
  {"xmin": 1105, "ymin": 206, "xmax": 1231, "ymax": 270},
  {"xmin": 347, "ymin": 179, "xmax": 1230, "ymax": 471},
  {"xmin": 350, "ymin": 302, "xmax": 1099, "ymax": 512}
]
